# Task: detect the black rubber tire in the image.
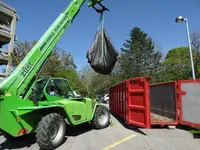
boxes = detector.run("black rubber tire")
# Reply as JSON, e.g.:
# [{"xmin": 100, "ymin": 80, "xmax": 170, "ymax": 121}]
[
  {"xmin": 36, "ymin": 113, "xmax": 66, "ymax": 150},
  {"xmin": 3, "ymin": 133, "xmax": 16, "ymax": 141},
  {"xmin": 92, "ymin": 105, "xmax": 110, "ymax": 129}
]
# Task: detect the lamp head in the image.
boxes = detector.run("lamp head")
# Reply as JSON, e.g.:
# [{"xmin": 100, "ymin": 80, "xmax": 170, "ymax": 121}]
[{"xmin": 175, "ymin": 16, "xmax": 186, "ymax": 23}]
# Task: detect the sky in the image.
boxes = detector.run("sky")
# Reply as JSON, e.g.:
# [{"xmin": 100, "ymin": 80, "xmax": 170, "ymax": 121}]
[{"xmin": 2, "ymin": 0, "xmax": 200, "ymax": 71}]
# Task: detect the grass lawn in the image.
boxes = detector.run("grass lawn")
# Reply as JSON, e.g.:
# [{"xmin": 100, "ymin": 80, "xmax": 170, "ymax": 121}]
[{"xmin": 177, "ymin": 124, "xmax": 200, "ymax": 134}]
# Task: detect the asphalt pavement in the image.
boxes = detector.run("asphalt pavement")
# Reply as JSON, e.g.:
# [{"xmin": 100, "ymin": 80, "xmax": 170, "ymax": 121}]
[{"xmin": 0, "ymin": 104, "xmax": 200, "ymax": 150}]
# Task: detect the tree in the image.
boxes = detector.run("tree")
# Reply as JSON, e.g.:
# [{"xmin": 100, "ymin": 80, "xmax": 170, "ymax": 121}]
[
  {"xmin": 78, "ymin": 65, "xmax": 96, "ymax": 94},
  {"xmin": 78, "ymin": 64, "xmax": 121, "ymax": 98},
  {"xmin": 118, "ymin": 27, "xmax": 162, "ymax": 80},
  {"xmin": 191, "ymin": 31, "xmax": 200, "ymax": 78},
  {"xmin": 39, "ymin": 48, "xmax": 62, "ymax": 77},
  {"xmin": 11, "ymin": 40, "xmax": 37, "ymax": 68},
  {"xmin": 159, "ymin": 46, "xmax": 197, "ymax": 81},
  {"xmin": 11, "ymin": 41, "xmax": 77, "ymax": 77},
  {"xmin": 56, "ymin": 68, "xmax": 87, "ymax": 95},
  {"xmin": 59, "ymin": 50, "xmax": 77, "ymax": 70},
  {"xmin": 39, "ymin": 48, "xmax": 77, "ymax": 77}
]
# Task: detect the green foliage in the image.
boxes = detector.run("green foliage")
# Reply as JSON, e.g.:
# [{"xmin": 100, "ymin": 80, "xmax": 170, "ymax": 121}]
[
  {"xmin": 152, "ymin": 31, "xmax": 200, "ymax": 82},
  {"xmin": 79, "ymin": 61, "xmax": 122, "ymax": 98},
  {"xmin": 191, "ymin": 31, "xmax": 200, "ymax": 78},
  {"xmin": 164, "ymin": 47, "xmax": 195, "ymax": 80},
  {"xmin": 11, "ymin": 41, "xmax": 37, "ymax": 67},
  {"xmin": 39, "ymin": 48, "xmax": 62, "ymax": 77},
  {"xmin": 152, "ymin": 47, "xmax": 197, "ymax": 82},
  {"xmin": 118, "ymin": 27, "xmax": 162, "ymax": 80},
  {"xmin": 39, "ymin": 48, "xmax": 77, "ymax": 78},
  {"xmin": 56, "ymin": 68, "xmax": 87, "ymax": 94}
]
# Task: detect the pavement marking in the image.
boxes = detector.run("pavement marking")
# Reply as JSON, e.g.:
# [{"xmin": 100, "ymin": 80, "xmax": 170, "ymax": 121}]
[{"xmin": 102, "ymin": 134, "xmax": 137, "ymax": 150}]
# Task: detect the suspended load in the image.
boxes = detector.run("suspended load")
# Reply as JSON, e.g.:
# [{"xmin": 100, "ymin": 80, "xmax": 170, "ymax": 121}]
[{"xmin": 86, "ymin": 14, "xmax": 118, "ymax": 75}]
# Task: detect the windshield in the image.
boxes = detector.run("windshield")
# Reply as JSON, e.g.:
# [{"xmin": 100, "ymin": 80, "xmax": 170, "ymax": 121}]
[{"xmin": 46, "ymin": 79, "xmax": 75, "ymax": 98}]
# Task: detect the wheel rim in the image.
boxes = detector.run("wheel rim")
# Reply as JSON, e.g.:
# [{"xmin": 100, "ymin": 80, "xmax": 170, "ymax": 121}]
[
  {"xmin": 98, "ymin": 111, "xmax": 108, "ymax": 125},
  {"xmin": 50, "ymin": 124, "xmax": 58, "ymax": 140},
  {"xmin": 50, "ymin": 121, "xmax": 65, "ymax": 145}
]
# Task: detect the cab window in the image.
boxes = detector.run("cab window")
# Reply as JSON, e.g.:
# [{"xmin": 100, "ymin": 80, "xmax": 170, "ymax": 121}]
[
  {"xmin": 46, "ymin": 79, "xmax": 75, "ymax": 98},
  {"xmin": 28, "ymin": 78, "xmax": 48, "ymax": 101}
]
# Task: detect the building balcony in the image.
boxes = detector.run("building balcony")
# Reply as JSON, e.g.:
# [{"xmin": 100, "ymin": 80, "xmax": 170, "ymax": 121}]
[
  {"xmin": 0, "ymin": 1, "xmax": 18, "ymax": 24},
  {"xmin": 0, "ymin": 29, "xmax": 11, "ymax": 45},
  {"xmin": 0, "ymin": 53, "xmax": 9, "ymax": 65}
]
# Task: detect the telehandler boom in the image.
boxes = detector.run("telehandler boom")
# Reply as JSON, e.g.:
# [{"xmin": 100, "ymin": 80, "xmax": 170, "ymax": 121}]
[
  {"xmin": 0, "ymin": 0, "xmax": 107, "ymax": 97},
  {"xmin": 0, "ymin": 0, "xmax": 110, "ymax": 149}
]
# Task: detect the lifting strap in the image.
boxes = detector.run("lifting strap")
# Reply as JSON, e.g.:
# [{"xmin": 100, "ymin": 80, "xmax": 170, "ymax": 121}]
[
  {"xmin": 97, "ymin": 12, "xmax": 104, "ymax": 31},
  {"xmin": 97, "ymin": 13, "xmax": 105, "ymax": 63}
]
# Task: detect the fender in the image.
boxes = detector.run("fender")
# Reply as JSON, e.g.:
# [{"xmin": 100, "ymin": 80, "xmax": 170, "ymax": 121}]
[{"xmin": 7, "ymin": 104, "xmax": 71, "ymax": 136}]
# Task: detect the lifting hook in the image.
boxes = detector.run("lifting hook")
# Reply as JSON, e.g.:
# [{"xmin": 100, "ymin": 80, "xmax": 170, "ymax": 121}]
[{"xmin": 92, "ymin": 2, "xmax": 109, "ymax": 13}]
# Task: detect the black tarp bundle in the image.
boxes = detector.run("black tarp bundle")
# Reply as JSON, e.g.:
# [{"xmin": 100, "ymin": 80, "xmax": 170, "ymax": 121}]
[{"xmin": 86, "ymin": 14, "xmax": 118, "ymax": 75}]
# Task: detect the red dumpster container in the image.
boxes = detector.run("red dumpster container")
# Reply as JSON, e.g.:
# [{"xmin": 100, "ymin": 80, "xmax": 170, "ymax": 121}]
[
  {"xmin": 150, "ymin": 81, "xmax": 178, "ymax": 126},
  {"xmin": 109, "ymin": 77, "xmax": 178, "ymax": 128},
  {"xmin": 109, "ymin": 77, "xmax": 151, "ymax": 128},
  {"xmin": 110, "ymin": 77, "xmax": 200, "ymax": 129}
]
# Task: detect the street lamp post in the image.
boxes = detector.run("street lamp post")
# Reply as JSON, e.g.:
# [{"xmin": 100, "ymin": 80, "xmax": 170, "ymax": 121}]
[{"xmin": 175, "ymin": 16, "xmax": 196, "ymax": 80}]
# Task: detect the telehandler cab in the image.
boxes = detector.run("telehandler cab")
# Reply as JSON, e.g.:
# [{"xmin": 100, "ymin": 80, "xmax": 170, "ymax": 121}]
[{"xmin": 0, "ymin": 0, "xmax": 110, "ymax": 149}]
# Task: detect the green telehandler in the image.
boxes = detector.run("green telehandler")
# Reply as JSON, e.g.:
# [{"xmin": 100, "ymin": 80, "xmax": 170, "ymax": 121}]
[{"xmin": 0, "ymin": 0, "xmax": 110, "ymax": 149}]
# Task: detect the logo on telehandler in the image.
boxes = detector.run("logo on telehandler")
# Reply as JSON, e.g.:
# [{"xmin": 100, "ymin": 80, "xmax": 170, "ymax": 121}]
[{"xmin": 21, "ymin": 62, "xmax": 33, "ymax": 77}]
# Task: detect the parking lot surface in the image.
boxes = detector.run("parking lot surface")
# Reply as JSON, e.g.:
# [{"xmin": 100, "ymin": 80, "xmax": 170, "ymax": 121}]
[{"xmin": 0, "ymin": 105, "xmax": 200, "ymax": 150}]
